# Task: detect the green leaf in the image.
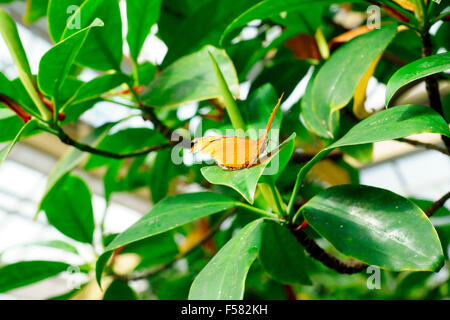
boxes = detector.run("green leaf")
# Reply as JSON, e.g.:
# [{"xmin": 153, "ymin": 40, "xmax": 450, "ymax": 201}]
[
  {"xmin": 0, "ymin": 261, "xmax": 70, "ymax": 293},
  {"xmin": 95, "ymin": 250, "xmax": 113, "ymax": 288},
  {"xmin": 38, "ymin": 18, "xmax": 104, "ymax": 101},
  {"xmin": 45, "ymin": 122, "xmax": 115, "ymax": 192},
  {"xmin": 41, "ymin": 174, "xmax": 95, "ymax": 244},
  {"xmin": 141, "ymin": 45, "xmax": 239, "ymax": 108},
  {"xmin": 150, "ymin": 149, "xmax": 176, "ymax": 203},
  {"xmin": 0, "ymin": 108, "xmax": 24, "ymax": 143},
  {"xmin": 24, "ymin": 0, "xmax": 49, "ymax": 24},
  {"xmin": 59, "ymin": 0, "xmax": 123, "ymax": 71},
  {"xmin": 48, "ymin": 0, "xmax": 84, "ymax": 41},
  {"xmin": 259, "ymin": 221, "xmax": 311, "ymax": 285},
  {"xmin": 301, "ymin": 185, "xmax": 444, "ymax": 271},
  {"xmin": 189, "ymin": 218, "xmax": 265, "ymax": 300},
  {"xmin": 105, "ymin": 192, "xmax": 238, "ymax": 251},
  {"xmin": 200, "ymin": 133, "xmax": 296, "ymax": 204},
  {"xmin": 63, "ymin": 72, "xmax": 130, "ymax": 109},
  {"xmin": 120, "ymin": 232, "xmax": 179, "ymax": 270},
  {"xmin": 126, "ymin": 0, "xmax": 162, "ymax": 62},
  {"xmin": 385, "ymin": 52, "xmax": 450, "ymax": 106},
  {"xmin": 162, "ymin": 0, "xmax": 261, "ymax": 65},
  {"xmin": 305, "ymin": 23, "xmax": 398, "ymax": 138},
  {"xmin": 103, "ymin": 280, "xmax": 138, "ymax": 300},
  {"xmin": 288, "ymin": 104, "xmax": 450, "ymax": 215},
  {"xmin": 0, "ymin": 119, "xmax": 38, "ymax": 168},
  {"xmin": 0, "ymin": 8, "xmax": 51, "ymax": 120}
]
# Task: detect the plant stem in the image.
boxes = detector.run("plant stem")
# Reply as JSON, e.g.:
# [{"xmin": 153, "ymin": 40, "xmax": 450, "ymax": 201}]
[
  {"xmin": 208, "ymin": 51, "xmax": 245, "ymax": 130},
  {"xmin": 292, "ymin": 229, "xmax": 368, "ymax": 274},
  {"xmin": 420, "ymin": 27, "xmax": 450, "ymax": 151},
  {"xmin": 425, "ymin": 191, "xmax": 450, "ymax": 217},
  {"xmin": 236, "ymin": 202, "xmax": 279, "ymax": 219},
  {"xmin": 55, "ymin": 127, "xmax": 175, "ymax": 159}
]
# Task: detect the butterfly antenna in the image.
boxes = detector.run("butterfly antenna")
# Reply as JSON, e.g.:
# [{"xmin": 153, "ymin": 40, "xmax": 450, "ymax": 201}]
[{"xmin": 258, "ymin": 93, "xmax": 284, "ymax": 144}]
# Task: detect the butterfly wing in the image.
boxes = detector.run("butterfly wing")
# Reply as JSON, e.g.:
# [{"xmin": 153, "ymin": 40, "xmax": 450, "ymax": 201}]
[{"xmin": 191, "ymin": 136, "xmax": 260, "ymax": 170}]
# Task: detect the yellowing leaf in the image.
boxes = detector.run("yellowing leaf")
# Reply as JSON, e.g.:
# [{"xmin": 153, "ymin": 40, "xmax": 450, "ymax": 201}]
[
  {"xmin": 309, "ymin": 159, "xmax": 351, "ymax": 186},
  {"xmin": 393, "ymin": 0, "xmax": 417, "ymax": 12},
  {"xmin": 353, "ymin": 53, "xmax": 382, "ymax": 119}
]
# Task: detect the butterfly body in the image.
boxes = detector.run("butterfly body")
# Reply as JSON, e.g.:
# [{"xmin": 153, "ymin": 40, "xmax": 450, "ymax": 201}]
[{"xmin": 191, "ymin": 94, "xmax": 283, "ymax": 170}]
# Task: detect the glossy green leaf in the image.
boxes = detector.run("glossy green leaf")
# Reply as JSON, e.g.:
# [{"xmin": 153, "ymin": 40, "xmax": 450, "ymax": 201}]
[
  {"xmin": 150, "ymin": 149, "xmax": 177, "ymax": 203},
  {"xmin": 126, "ymin": 0, "xmax": 162, "ymax": 61},
  {"xmin": 200, "ymin": 133, "xmax": 296, "ymax": 204},
  {"xmin": 103, "ymin": 280, "xmax": 138, "ymax": 300},
  {"xmin": 142, "ymin": 45, "xmax": 239, "ymax": 107},
  {"xmin": 0, "ymin": 261, "xmax": 70, "ymax": 293},
  {"xmin": 38, "ymin": 19, "xmax": 104, "ymax": 101},
  {"xmin": 306, "ymin": 23, "xmax": 398, "ymax": 138},
  {"xmin": 95, "ymin": 250, "xmax": 113, "ymax": 287},
  {"xmin": 0, "ymin": 119, "xmax": 38, "ymax": 168},
  {"xmin": 24, "ymin": 0, "xmax": 49, "ymax": 24},
  {"xmin": 288, "ymin": 104, "xmax": 450, "ymax": 215},
  {"xmin": 45, "ymin": 122, "xmax": 115, "ymax": 192},
  {"xmin": 21, "ymin": 240, "xmax": 79, "ymax": 255},
  {"xmin": 60, "ymin": 0, "xmax": 123, "ymax": 71},
  {"xmin": 189, "ymin": 218, "xmax": 265, "ymax": 300},
  {"xmin": 385, "ymin": 52, "xmax": 450, "ymax": 106},
  {"xmin": 41, "ymin": 174, "xmax": 95, "ymax": 244},
  {"xmin": 259, "ymin": 221, "xmax": 311, "ymax": 285},
  {"xmin": 301, "ymin": 185, "xmax": 444, "ymax": 271},
  {"xmin": 105, "ymin": 192, "xmax": 238, "ymax": 251}
]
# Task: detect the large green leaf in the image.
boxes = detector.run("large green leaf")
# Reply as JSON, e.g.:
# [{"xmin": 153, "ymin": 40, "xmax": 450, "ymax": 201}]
[
  {"xmin": 105, "ymin": 192, "xmax": 238, "ymax": 251},
  {"xmin": 0, "ymin": 119, "xmax": 38, "ymax": 168},
  {"xmin": 126, "ymin": 0, "xmax": 162, "ymax": 62},
  {"xmin": 385, "ymin": 52, "xmax": 450, "ymax": 106},
  {"xmin": 0, "ymin": 261, "xmax": 70, "ymax": 293},
  {"xmin": 41, "ymin": 174, "xmax": 95, "ymax": 244},
  {"xmin": 287, "ymin": 104, "xmax": 450, "ymax": 215},
  {"xmin": 189, "ymin": 218, "xmax": 265, "ymax": 300},
  {"xmin": 59, "ymin": 0, "xmax": 123, "ymax": 71},
  {"xmin": 301, "ymin": 185, "xmax": 444, "ymax": 271},
  {"xmin": 304, "ymin": 23, "xmax": 398, "ymax": 138},
  {"xmin": 142, "ymin": 45, "xmax": 239, "ymax": 107},
  {"xmin": 259, "ymin": 221, "xmax": 311, "ymax": 285},
  {"xmin": 38, "ymin": 19, "xmax": 104, "ymax": 101},
  {"xmin": 200, "ymin": 133, "xmax": 296, "ymax": 204}
]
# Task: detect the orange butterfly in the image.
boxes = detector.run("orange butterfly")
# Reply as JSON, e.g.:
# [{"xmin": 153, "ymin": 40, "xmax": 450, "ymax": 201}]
[{"xmin": 191, "ymin": 94, "xmax": 284, "ymax": 170}]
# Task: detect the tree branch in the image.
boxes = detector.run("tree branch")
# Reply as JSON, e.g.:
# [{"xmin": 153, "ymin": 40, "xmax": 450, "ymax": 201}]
[
  {"xmin": 57, "ymin": 128, "xmax": 176, "ymax": 159},
  {"xmin": 115, "ymin": 209, "xmax": 236, "ymax": 281},
  {"xmin": 292, "ymin": 229, "xmax": 368, "ymax": 274},
  {"xmin": 425, "ymin": 191, "xmax": 450, "ymax": 217},
  {"xmin": 397, "ymin": 138, "xmax": 450, "ymax": 156},
  {"xmin": 420, "ymin": 28, "xmax": 450, "ymax": 152}
]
